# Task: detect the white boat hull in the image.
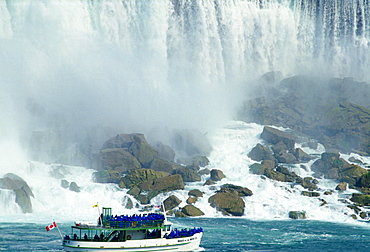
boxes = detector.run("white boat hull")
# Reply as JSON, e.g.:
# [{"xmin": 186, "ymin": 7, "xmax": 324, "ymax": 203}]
[{"xmin": 62, "ymin": 232, "xmax": 202, "ymax": 252}]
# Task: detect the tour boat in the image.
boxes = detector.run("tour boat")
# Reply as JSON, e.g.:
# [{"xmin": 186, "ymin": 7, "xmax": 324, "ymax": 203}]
[{"xmin": 62, "ymin": 207, "xmax": 203, "ymax": 251}]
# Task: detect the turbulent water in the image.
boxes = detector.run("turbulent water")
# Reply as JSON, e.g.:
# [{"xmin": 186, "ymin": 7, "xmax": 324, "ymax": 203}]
[
  {"xmin": 2, "ymin": 218, "xmax": 370, "ymax": 251},
  {"xmin": 1, "ymin": 0, "xmax": 370, "ymax": 243}
]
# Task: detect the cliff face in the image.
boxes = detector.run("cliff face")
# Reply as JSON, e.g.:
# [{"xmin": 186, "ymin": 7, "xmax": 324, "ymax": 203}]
[{"xmin": 239, "ymin": 75, "xmax": 370, "ymax": 155}]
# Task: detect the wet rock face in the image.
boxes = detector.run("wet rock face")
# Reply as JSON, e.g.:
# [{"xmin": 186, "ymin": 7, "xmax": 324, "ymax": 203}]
[
  {"xmin": 261, "ymin": 126, "xmax": 296, "ymax": 150},
  {"xmin": 239, "ymin": 75, "xmax": 370, "ymax": 155},
  {"xmin": 289, "ymin": 210, "xmax": 307, "ymax": 219},
  {"xmin": 0, "ymin": 173, "xmax": 34, "ymax": 213},
  {"xmin": 208, "ymin": 191, "xmax": 245, "ymax": 216}
]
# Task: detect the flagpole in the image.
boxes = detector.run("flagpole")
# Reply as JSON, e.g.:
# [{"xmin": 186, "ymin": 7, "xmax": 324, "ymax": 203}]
[
  {"xmin": 94, "ymin": 202, "xmax": 103, "ymax": 226},
  {"xmin": 54, "ymin": 219, "xmax": 64, "ymax": 240}
]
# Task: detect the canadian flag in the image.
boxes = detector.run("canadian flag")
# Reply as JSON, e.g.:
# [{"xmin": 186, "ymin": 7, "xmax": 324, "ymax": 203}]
[{"xmin": 46, "ymin": 221, "xmax": 57, "ymax": 231}]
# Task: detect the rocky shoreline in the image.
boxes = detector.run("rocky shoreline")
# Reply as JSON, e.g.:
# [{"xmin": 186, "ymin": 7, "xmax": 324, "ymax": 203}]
[{"xmin": 4, "ymin": 74, "xmax": 370, "ymax": 220}]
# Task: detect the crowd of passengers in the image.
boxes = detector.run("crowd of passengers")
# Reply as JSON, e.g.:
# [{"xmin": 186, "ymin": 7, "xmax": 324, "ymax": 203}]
[
  {"xmin": 109, "ymin": 213, "xmax": 165, "ymax": 227},
  {"xmin": 166, "ymin": 227, "xmax": 203, "ymax": 239}
]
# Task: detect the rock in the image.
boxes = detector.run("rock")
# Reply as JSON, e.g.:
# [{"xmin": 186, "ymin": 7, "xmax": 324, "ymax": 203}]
[
  {"xmin": 238, "ymin": 76, "xmax": 370, "ymax": 155},
  {"xmin": 101, "ymin": 133, "xmax": 158, "ymax": 168},
  {"xmin": 177, "ymin": 156, "xmax": 209, "ymax": 168},
  {"xmin": 249, "ymin": 163, "xmax": 267, "ymax": 175},
  {"xmin": 302, "ymin": 191, "xmax": 320, "ymax": 197},
  {"xmin": 150, "ymin": 157, "xmax": 183, "ymax": 173},
  {"xmin": 163, "ymin": 195, "xmax": 182, "ymax": 211},
  {"xmin": 60, "ymin": 179, "xmax": 69, "ymax": 188},
  {"xmin": 0, "ymin": 173, "xmax": 34, "ymax": 213},
  {"xmin": 204, "ymin": 179, "xmax": 215, "ymax": 185},
  {"xmin": 276, "ymin": 152, "xmax": 297, "ymax": 164},
  {"xmin": 289, "ymin": 210, "xmax": 307, "ymax": 219},
  {"xmin": 14, "ymin": 188, "xmax": 33, "ymax": 214},
  {"xmin": 293, "ymin": 148, "xmax": 314, "ymax": 162},
  {"xmin": 153, "ymin": 141, "xmax": 175, "ymax": 162},
  {"xmin": 248, "ymin": 143, "xmax": 272, "ymax": 161},
  {"xmin": 129, "ymin": 134, "xmax": 158, "ymax": 167},
  {"xmin": 172, "ymin": 167, "xmax": 201, "ymax": 182},
  {"xmin": 350, "ymin": 193, "xmax": 370, "ymax": 206},
  {"xmin": 180, "ymin": 205, "xmax": 204, "ymax": 217},
  {"xmin": 300, "ymin": 177, "xmax": 318, "ymax": 191},
  {"xmin": 336, "ymin": 182, "xmax": 347, "ymax": 191},
  {"xmin": 120, "ymin": 169, "xmax": 168, "ymax": 189},
  {"xmin": 220, "ymin": 184, "xmax": 253, "ymax": 197},
  {"xmin": 186, "ymin": 196, "xmax": 197, "ymax": 204},
  {"xmin": 125, "ymin": 197, "xmax": 134, "ymax": 209},
  {"xmin": 93, "ymin": 170, "xmax": 121, "ymax": 183},
  {"xmin": 272, "ymin": 141, "xmax": 288, "ymax": 155},
  {"xmin": 210, "ymin": 169, "xmax": 225, "ymax": 181},
  {"xmin": 92, "ymin": 148, "xmax": 141, "ymax": 172},
  {"xmin": 175, "ymin": 211, "xmax": 188, "ymax": 217},
  {"xmin": 69, "ymin": 182, "xmax": 80, "ymax": 192},
  {"xmin": 127, "ymin": 186, "xmax": 141, "ymax": 197},
  {"xmin": 199, "ymin": 168, "xmax": 210, "ymax": 175},
  {"xmin": 357, "ymin": 172, "xmax": 370, "ymax": 188},
  {"xmin": 208, "ymin": 191, "xmax": 245, "ymax": 216},
  {"xmin": 261, "ymin": 126, "xmax": 296, "ymax": 150},
  {"xmin": 136, "ymin": 194, "xmax": 150, "ymax": 204},
  {"xmin": 188, "ymin": 189, "xmax": 204, "ymax": 198},
  {"xmin": 150, "ymin": 174, "xmax": 185, "ymax": 192}
]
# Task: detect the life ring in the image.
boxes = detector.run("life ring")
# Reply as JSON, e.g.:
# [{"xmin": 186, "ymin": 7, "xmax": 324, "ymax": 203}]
[
  {"xmin": 131, "ymin": 221, "xmax": 137, "ymax": 227},
  {"xmin": 126, "ymin": 235, "xmax": 132, "ymax": 240}
]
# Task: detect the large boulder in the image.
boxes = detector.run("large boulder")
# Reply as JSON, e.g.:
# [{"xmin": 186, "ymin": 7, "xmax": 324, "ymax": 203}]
[
  {"xmin": 172, "ymin": 167, "xmax": 201, "ymax": 182},
  {"xmin": 238, "ymin": 76, "xmax": 370, "ymax": 155},
  {"xmin": 208, "ymin": 191, "xmax": 245, "ymax": 216},
  {"xmin": 92, "ymin": 148, "xmax": 141, "ymax": 172},
  {"xmin": 311, "ymin": 153, "xmax": 366, "ymax": 186},
  {"xmin": 153, "ymin": 141, "xmax": 175, "ymax": 162},
  {"xmin": 350, "ymin": 193, "xmax": 370, "ymax": 206},
  {"xmin": 129, "ymin": 134, "xmax": 158, "ymax": 167},
  {"xmin": 179, "ymin": 205, "xmax": 204, "ymax": 217},
  {"xmin": 188, "ymin": 189, "xmax": 204, "ymax": 198},
  {"xmin": 210, "ymin": 169, "xmax": 226, "ymax": 181},
  {"xmin": 150, "ymin": 174, "xmax": 185, "ymax": 192},
  {"xmin": 93, "ymin": 170, "xmax": 121, "ymax": 183},
  {"xmin": 0, "ymin": 173, "xmax": 34, "ymax": 213},
  {"xmin": 163, "ymin": 195, "xmax": 182, "ymax": 211},
  {"xmin": 261, "ymin": 126, "xmax": 296, "ymax": 150},
  {"xmin": 248, "ymin": 143, "xmax": 273, "ymax": 161},
  {"xmin": 120, "ymin": 169, "xmax": 168, "ymax": 189},
  {"xmin": 289, "ymin": 210, "xmax": 307, "ymax": 219},
  {"xmin": 220, "ymin": 184, "xmax": 253, "ymax": 197},
  {"xmin": 101, "ymin": 133, "xmax": 158, "ymax": 168},
  {"xmin": 150, "ymin": 157, "xmax": 183, "ymax": 173}
]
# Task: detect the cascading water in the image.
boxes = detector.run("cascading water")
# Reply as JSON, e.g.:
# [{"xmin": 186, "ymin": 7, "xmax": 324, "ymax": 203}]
[{"xmin": 0, "ymin": 0, "xmax": 369, "ymax": 222}]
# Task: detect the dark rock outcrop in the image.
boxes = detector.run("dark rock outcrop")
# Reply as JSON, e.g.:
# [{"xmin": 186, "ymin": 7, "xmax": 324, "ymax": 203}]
[
  {"xmin": 178, "ymin": 205, "xmax": 204, "ymax": 217},
  {"xmin": 69, "ymin": 181, "xmax": 80, "ymax": 192},
  {"xmin": 210, "ymin": 169, "xmax": 225, "ymax": 181},
  {"xmin": 289, "ymin": 210, "xmax": 307, "ymax": 219},
  {"xmin": 188, "ymin": 189, "xmax": 204, "ymax": 198},
  {"xmin": 163, "ymin": 195, "xmax": 182, "ymax": 211},
  {"xmin": 261, "ymin": 126, "xmax": 296, "ymax": 150},
  {"xmin": 92, "ymin": 148, "xmax": 141, "ymax": 172},
  {"xmin": 0, "ymin": 173, "xmax": 34, "ymax": 213},
  {"xmin": 208, "ymin": 191, "xmax": 245, "ymax": 216},
  {"xmin": 172, "ymin": 167, "xmax": 201, "ymax": 182},
  {"xmin": 238, "ymin": 76, "xmax": 370, "ymax": 155},
  {"xmin": 93, "ymin": 170, "xmax": 121, "ymax": 183}
]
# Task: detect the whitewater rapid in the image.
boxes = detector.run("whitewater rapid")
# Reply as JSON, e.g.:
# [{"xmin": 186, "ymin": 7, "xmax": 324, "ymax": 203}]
[{"xmin": 0, "ymin": 121, "xmax": 366, "ymax": 226}]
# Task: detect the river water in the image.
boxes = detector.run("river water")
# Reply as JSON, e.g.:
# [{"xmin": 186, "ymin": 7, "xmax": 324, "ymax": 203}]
[{"xmin": 1, "ymin": 218, "xmax": 369, "ymax": 252}]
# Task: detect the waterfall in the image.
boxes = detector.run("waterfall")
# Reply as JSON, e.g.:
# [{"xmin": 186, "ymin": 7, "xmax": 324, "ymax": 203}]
[{"xmin": 0, "ymin": 0, "xmax": 369, "ymax": 218}]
